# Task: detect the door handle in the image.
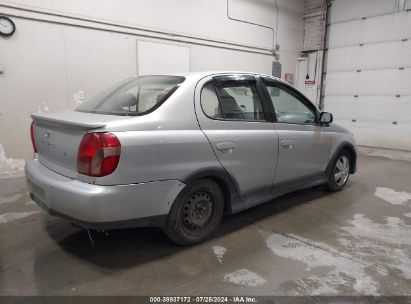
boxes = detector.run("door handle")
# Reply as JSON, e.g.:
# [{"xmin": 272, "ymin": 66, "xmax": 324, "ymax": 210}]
[
  {"xmin": 280, "ymin": 139, "xmax": 294, "ymax": 149},
  {"xmin": 216, "ymin": 142, "xmax": 236, "ymax": 153}
]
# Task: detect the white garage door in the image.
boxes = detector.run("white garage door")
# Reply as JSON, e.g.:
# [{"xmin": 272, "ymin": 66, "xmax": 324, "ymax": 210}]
[{"xmin": 323, "ymin": 0, "xmax": 411, "ymax": 150}]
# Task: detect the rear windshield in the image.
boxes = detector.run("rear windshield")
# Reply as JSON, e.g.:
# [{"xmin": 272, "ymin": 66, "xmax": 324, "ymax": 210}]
[{"xmin": 76, "ymin": 76, "xmax": 185, "ymax": 116}]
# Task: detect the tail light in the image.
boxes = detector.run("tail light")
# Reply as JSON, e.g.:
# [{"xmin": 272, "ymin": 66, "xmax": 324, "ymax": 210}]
[
  {"xmin": 77, "ymin": 132, "xmax": 121, "ymax": 177},
  {"xmin": 30, "ymin": 121, "xmax": 38, "ymax": 153}
]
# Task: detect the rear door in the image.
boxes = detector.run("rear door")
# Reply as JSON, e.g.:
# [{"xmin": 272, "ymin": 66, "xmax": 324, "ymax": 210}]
[
  {"xmin": 195, "ymin": 75, "xmax": 278, "ymax": 201},
  {"xmin": 261, "ymin": 78, "xmax": 331, "ymax": 186}
]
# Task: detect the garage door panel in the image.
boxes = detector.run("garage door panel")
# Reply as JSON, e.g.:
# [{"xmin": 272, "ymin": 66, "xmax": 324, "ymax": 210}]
[
  {"xmin": 327, "ymin": 41, "xmax": 411, "ymax": 72},
  {"xmin": 325, "ymin": 96, "xmax": 411, "ymax": 125},
  {"xmin": 324, "ymin": 72, "xmax": 359, "ymax": 96},
  {"xmin": 353, "ymin": 97, "xmax": 411, "ymax": 124},
  {"xmin": 330, "ymin": 0, "xmax": 398, "ymax": 23},
  {"xmin": 324, "ymin": 96, "xmax": 358, "ymax": 121},
  {"xmin": 397, "ymin": 99, "xmax": 411, "ymax": 124},
  {"xmin": 325, "ymin": 96, "xmax": 411, "ymax": 122},
  {"xmin": 325, "ymin": 69, "xmax": 411, "ymax": 96},
  {"xmin": 329, "ymin": 13, "xmax": 411, "ymax": 48},
  {"xmin": 326, "ymin": 5, "xmax": 411, "ymax": 150},
  {"xmin": 337, "ymin": 122, "xmax": 411, "ymax": 150}
]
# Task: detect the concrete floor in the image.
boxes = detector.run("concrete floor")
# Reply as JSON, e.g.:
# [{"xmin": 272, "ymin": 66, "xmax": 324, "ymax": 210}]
[{"xmin": 0, "ymin": 147, "xmax": 410, "ymax": 296}]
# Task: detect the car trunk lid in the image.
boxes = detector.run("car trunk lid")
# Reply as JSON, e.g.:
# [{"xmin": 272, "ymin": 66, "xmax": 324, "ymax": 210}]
[{"xmin": 31, "ymin": 111, "xmax": 129, "ymax": 179}]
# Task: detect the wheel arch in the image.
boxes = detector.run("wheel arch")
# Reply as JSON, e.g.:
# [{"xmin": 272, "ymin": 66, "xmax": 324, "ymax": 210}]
[
  {"xmin": 179, "ymin": 167, "xmax": 240, "ymax": 215},
  {"xmin": 328, "ymin": 141, "xmax": 357, "ymax": 175}
]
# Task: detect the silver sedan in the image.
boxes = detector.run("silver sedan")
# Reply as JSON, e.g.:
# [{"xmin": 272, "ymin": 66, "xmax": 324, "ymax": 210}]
[{"xmin": 25, "ymin": 72, "xmax": 357, "ymax": 245}]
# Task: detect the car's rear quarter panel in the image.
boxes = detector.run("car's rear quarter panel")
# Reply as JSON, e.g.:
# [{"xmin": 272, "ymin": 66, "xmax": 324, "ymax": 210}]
[
  {"xmin": 96, "ymin": 129, "xmax": 220, "ymax": 185},
  {"xmin": 95, "ymin": 75, "xmax": 221, "ymax": 186}
]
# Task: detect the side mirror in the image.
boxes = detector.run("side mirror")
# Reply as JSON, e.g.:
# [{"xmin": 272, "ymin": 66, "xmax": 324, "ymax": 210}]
[{"xmin": 320, "ymin": 112, "xmax": 333, "ymax": 124}]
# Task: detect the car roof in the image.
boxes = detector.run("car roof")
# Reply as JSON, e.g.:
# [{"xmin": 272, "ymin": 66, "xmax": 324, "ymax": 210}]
[{"xmin": 138, "ymin": 71, "xmax": 288, "ymax": 85}]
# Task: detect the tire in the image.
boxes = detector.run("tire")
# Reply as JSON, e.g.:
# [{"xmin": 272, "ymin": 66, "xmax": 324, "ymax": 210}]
[
  {"xmin": 163, "ymin": 178, "xmax": 224, "ymax": 246},
  {"xmin": 324, "ymin": 150, "xmax": 351, "ymax": 192}
]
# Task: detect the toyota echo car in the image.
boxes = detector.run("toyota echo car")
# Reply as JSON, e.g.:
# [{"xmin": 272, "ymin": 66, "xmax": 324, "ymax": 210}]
[{"xmin": 25, "ymin": 72, "xmax": 357, "ymax": 245}]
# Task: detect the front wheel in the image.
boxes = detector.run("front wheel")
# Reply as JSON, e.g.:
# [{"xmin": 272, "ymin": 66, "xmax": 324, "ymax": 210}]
[
  {"xmin": 163, "ymin": 179, "xmax": 224, "ymax": 246},
  {"xmin": 324, "ymin": 150, "xmax": 351, "ymax": 192}
]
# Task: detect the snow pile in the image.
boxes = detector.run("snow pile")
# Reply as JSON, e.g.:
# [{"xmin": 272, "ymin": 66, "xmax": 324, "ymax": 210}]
[
  {"xmin": 340, "ymin": 214, "xmax": 411, "ymax": 280},
  {"xmin": 375, "ymin": 187, "xmax": 411, "ymax": 205},
  {"xmin": 0, "ymin": 144, "xmax": 25, "ymax": 175},
  {"xmin": 0, "ymin": 211, "xmax": 40, "ymax": 224},
  {"xmin": 212, "ymin": 245, "xmax": 228, "ymax": 264},
  {"xmin": 265, "ymin": 213, "xmax": 411, "ymax": 295},
  {"xmin": 265, "ymin": 233, "xmax": 380, "ymax": 295},
  {"xmin": 224, "ymin": 269, "xmax": 266, "ymax": 287}
]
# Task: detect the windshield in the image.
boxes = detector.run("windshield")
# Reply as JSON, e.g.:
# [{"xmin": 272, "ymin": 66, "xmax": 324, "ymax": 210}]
[{"xmin": 76, "ymin": 76, "xmax": 185, "ymax": 116}]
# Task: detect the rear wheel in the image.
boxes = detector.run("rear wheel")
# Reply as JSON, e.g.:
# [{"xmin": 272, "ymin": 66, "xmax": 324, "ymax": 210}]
[
  {"xmin": 163, "ymin": 179, "xmax": 224, "ymax": 246},
  {"xmin": 324, "ymin": 150, "xmax": 351, "ymax": 192}
]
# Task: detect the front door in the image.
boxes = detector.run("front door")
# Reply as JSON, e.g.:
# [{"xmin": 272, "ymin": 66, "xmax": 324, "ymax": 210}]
[{"xmin": 262, "ymin": 78, "xmax": 331, "ymax": 186}]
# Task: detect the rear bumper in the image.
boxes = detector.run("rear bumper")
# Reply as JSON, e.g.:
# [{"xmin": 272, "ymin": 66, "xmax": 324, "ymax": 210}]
[{"xmin": 25, "ymin": 159, "xmax": 185, "ymax": 228}]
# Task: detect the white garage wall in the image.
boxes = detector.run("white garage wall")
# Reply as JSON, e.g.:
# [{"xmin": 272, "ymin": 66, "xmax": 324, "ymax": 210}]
[
  {"xmin": 137, "ymin": 41, "xmax": 190, "ymax": 75},
  {"xmin": 63, "ymin": 27, "xmax": 137, "ymax": 106},
  {"xmin": 190, "ymin": 46, "xmax": 273, "ymax": 73},
  {"xmin": 276, "ymin": 0, "xmax": 305, "ymax": 76},
  {"xmin": 1, "ymin": 0, "xmax": 274, "ymax": 49},
  {"xmin": 0, "ymin": 20, "xmax": 138, "ymax": 168},
  {"xmin": 323, "ymin": 0, "xmax": 411, "ymax": 151},
  {"xmin": 0, "ymin": 0, "xmax": 305, "ymax": 166}
]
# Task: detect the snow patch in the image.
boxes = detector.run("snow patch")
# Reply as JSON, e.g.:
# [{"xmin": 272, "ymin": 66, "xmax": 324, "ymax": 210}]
[
  {"xmin": 265, "ymin": 233, "xmax": 380, "ymax": 295},
  {"xmin": 0, "ymin": 193, "xmax": 22, "ymax": 205},
  {"xmin": 288, "ymin": 275, "xmax": 339, "ymax": 295},
  {"xmin": 25, "ymin": 200, "xmax": 36, "ymax": 206},
  {"xmin": 36, "ymin": 101, "xmax": 50, "ymax": 113},
  {"xmin": 287, "ymin": 233, "xmax": 351, "ymax": 258},
  {"xmin": 0, "ymin": 173, "xmax": 24, "ymax": 179},
  {"xmin": 339, "ymin": 214, "xmax": 411, "ymax": 279},
  {"xmin": 374, "ymin": 187, "xmax": 411, "ymax": 205},
  {"xmin": 0, "ymin": 144, "xmax": 25, "ymax": 175},
  {"xmin": 224, "ymin": 269, "xmax": 266, "ymax": 287},
  {"xmin": 359, "ymin": 147, "xmax": 411, "ymax": 162},
  {"xmin": 404, "ymin": 212, "xmax": 411, "ymax": 218},
  {"xmin": 212, "ymin": 246, "xmax": 227, "ymax": 264},
  {"xmin": 0, "ymin": 211, "xmax": 40, "ymax": 224}
]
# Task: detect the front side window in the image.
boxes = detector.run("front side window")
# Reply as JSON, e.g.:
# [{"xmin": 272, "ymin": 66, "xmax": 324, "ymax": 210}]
[
  {"xmin": 265, "ymin": 82, "xmax": 316, "ymax": 124},
  {"xmin": 201, "ymin": 81, "xmax": 265, "ymax": 121},
  {"xmin": 76, "ymin": 76, "xmax": 185, "ymax": 116}
]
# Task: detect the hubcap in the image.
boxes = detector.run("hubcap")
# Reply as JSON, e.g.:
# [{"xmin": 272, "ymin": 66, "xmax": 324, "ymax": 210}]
[
  {"xmin": 334, "ymin": 155, "xmax": 350, "ymax": 186},
  {"xmin": 182, "ymin": 191, "xmax": 213, "ymax": 231}
]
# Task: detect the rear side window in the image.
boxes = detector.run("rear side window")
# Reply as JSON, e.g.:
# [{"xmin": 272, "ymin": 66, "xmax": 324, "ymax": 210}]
[
  {"xmin": 201, "ymin": 82, "xmax": 266, "ymax": 121},
  {"xmin": 76, "ymin": 76, "xmax": 185, "ymax": 116}
]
